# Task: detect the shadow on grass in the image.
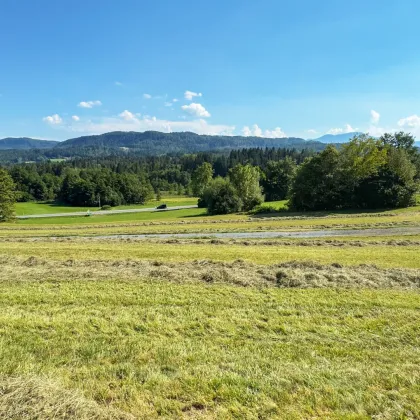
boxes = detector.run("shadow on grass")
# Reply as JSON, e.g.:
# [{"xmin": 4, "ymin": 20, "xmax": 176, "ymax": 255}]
[{"xmin": 250, "ymin": 208, "xmax": 395, "ymax": 219}]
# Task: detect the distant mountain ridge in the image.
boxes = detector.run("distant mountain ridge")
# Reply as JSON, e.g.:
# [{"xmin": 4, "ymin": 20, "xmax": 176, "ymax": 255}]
[
  {"xmin": 55, "ymin": 130, "xmax": 325, "ymax": 152},
  {"xmin": 311, "ymin": 132, "xmax": 362, "ymax": 144},
  {"xmin": 0, "ymin": 130, "xmax": 340, "ymax": 163},
  {"xmin": 0, "ymin": 137, "xmax": 59, "ymax": 150}
]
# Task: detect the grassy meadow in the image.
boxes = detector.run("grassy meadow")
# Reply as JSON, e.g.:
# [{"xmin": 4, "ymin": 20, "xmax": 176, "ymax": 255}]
[
  {"xmin": 14, "ymin": 196, "xmax": 199, "ymax": 216},
  {"xmin": 1, "ymin": 199, "xmax": 420, "ymax": 418}
]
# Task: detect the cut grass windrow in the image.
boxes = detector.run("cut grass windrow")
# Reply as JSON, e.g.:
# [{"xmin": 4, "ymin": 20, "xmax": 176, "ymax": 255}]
[{"xmin": 1, "ymin": 238, "xmax": 419, "ymax": 268}]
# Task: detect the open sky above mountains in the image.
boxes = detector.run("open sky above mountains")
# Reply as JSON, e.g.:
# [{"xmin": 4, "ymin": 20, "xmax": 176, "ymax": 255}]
[{"xmin": 1, "ymin": 0, "xmax": 420, "ymax": 140}]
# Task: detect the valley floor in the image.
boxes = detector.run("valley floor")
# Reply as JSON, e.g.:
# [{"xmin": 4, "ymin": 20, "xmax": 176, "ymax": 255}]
[{"xmin": 1, "ymin": 203, "xmax": 419, "ymax": 418}]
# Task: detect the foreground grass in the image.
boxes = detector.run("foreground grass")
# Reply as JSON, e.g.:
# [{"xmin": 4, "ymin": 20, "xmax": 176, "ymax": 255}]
[
  {"xmin": 1, "ymin": 239, "xmax": 420, "ymax": 268},
  {"xmin": 14, "ymin": 196, "xmax": 198, "ymax": 216},
  {"xmin": 1, "ymin": 276, "xmax": 419, "ymax": 418},
  {"xmin": 2, "ymin": 201, "xmax": 420, "ymax": 418}
]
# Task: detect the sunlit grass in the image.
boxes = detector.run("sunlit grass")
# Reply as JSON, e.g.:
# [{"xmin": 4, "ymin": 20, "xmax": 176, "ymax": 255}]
[
  {"xmin": 14, "ymin": 196, "xmax": 198, "ymax": 216},
  {"xmin": 1, "ymin": 279, "xmax": 418, "ymax": 418},
  {"xmin": 1, "ymin": 239, "xmax": 419, "ymax": 268},
  {"xmin": 2, "ymin": 198, "xmax": 420, "ymax": 417}
]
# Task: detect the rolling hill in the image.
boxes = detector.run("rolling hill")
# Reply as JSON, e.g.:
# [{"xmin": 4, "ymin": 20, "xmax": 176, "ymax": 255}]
[
  {"xmin": 312, "ymin": 132, "xmax": 362, "ymax": 143},
  {"xmin": 56, "ymin": 131, "xmax": 325, "ymax": 153},
  {"xmin": 0, "ymin": 137, "xmax": 59, "ymax": 150},
  {"xmin": 0, "ymin": 131, "xmax": 332, "ymax": 163}
]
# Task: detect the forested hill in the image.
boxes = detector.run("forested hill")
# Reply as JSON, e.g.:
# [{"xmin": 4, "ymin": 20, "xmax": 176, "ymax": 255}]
[
  {"xmin": 0, "ymin": 137, "xmax": 59, "ymax": 150},
  {"xmin": 0, "ymin": 131, "xmax": 329, "ymax": 163},
  {"xmin": 56, "ymin": 131, "xmax": 324, "ymax": 153}
]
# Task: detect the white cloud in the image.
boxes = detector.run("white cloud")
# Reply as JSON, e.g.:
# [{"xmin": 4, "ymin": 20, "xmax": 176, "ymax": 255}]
[
  {"xmin": 327, "ymin": 128, "xmax": 344, "ymax": 135},
  {"xmin": 398, "ymin": 115, "xmax": 420, "ymax": 128},
  {"xmin": 72, "ymin": 115, "xmax": 80, "ymax": 122},
  {"xmin": 43, "ymin": 114, "xmax": 62, "ymax": 125},
  {"xmin": 115, "ymin": 81, "xmax": 123, "ymax": 86},
  {"xmin": 265, "ymin": 127, "xmax": 286, "ymax": 138},
  {"xmin": 184, "ymin": 90, "xmax": 202, "ymax": 101},
  {"xmin": 306, "ymin": 129, "xmax": 318, "ymax": 135},
  {"xmin": 56, "ymin": 111, "xmax": 234, "ymax": 136},
  {"xmin": 327, "ymin": 124, "xmax": 356, "ymax": 135},
  {"xmin": 172, "ymin": 98, "xmax": 179, "ymax": 102},
  {"xmin": 119, "ymin": 110, "xmax": 139, "ymax": 122},
  {"xmin": 367, "ymin": 125, "xmax": 388, "ymax": 137},
  {"xmin": 164, "ymin": 102, "xmax": 172, "ymax": 107},
  {"xmin": 241, "ymin": 124, "xmax": 286, "ymax": 138},
  {"xmin": 143, "ymin": 93, "xmax": 152, "ymax": 99},
  {"xmin": 78, "ymin": 100, "xmax": 102, "ymax": 108},
  {"xmin": 181, "ymin": 103, "xmax": 211, "ymax": 118},
  {"xmin": 370, "ymin": 110, "xmax": 380, "ymax": 124}
]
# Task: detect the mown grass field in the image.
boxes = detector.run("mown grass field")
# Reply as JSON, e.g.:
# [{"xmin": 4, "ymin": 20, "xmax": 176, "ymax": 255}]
[
  {"xmin": 1, "ymin": 238, "xmax": 420, "ymax": 268},
  {"xmin": 14, "ymin": 196, "xmax": 198, "ymax": 216},
  {"xmin": 1, "ymin": 259, "xmax": 419, "ymax": 418},
  {"xmin": 1, "ymin": 201, "xmax": 420, "ymax": 418}
]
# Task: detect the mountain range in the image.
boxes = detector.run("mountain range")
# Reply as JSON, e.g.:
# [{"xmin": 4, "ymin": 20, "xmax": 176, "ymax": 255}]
[
  {"xmin": 0, "ymin": 131, "xmax": 328, "ymax": 163},
  {"xmin": 0, "ymin": 137, "xmax": 59, "ymax": 150},
  {"xmin": 311, "ymin": 132, "xmax": 363, "ymax": 143},
  {"xmin": 0, "ymin": 131, "xmax": 417, "ymax": 163}
]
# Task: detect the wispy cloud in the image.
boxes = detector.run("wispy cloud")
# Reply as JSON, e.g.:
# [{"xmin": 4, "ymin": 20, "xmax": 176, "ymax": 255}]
[
  {"xmin": 78, "ymin": 100, "xmax": 102, "ymax": 108},
  {"xmin": 46, "ymin": 110, "xmax": 235, "ymax": 136},
  {"xmin": 184, "ymin": 90, "xmax": 202, "ymax": 101},
  {"xmin": 143, "ymin": 93, "xmax": 152, "ymax": 99},
  {"xmin": 115, "ymin": 81, "xmax": 123, "ymax": 87},
  {"xmin": 241, "ymin": 124, "xmax": 286, "ymax": 138},
  {"xmin": 370, "ymin": 110, "xmax": 380, "ymax": 124},
  {"xmin": 119, "ymin": 110, "xmax": 139, "ymax": 122},
  {"xmin": 398, "ymin": 114, "xmax": 420, "ymax": 128},
  {"xmin": 71, "ymin": 115, "xmax": 80, "ymax": 121},
  {"xmin": 327, "ymin": 124, "xmax": 356, "ymax": 135},
  {"xmin": 181, "ymin": 103, "xmax": 210, "ymax": 118},
  {"xmin": 43, "ymin": 114, "xmax": 63, "ymax": 125}
]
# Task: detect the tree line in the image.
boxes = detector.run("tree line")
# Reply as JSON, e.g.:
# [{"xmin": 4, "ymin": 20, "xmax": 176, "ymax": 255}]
[
  {"xmin": 196, "ymin": 132, "xmax": 420, "ymax": 214},
  {"xmin": 0, "ymin": 147, "xmax": 310, "ymax": 217},
  {"xmin": 0, "ymin": 132, "xmax": 419, "ymax": 221},
  {"xmin": 0, "ymin": 130, "xmax": 324, "ymax": 164}
]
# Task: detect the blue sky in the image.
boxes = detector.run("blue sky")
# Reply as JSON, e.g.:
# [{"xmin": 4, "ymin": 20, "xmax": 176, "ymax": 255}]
[{"xmin": 1, "ymin": 0, "xmax": 420, "ymax": 140}]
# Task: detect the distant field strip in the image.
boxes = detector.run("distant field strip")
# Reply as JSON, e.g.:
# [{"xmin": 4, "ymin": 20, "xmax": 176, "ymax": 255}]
[
  {"xmin": 1, "ymin": 238, "xmax": 420, "ymax": 268},
  {"xmin": 2, "ymin": 211, "xmax": 420, "ymax": 238},
  {"xmin": 14, "ymin": 197, "xmax": 199, "ymax": 215}
]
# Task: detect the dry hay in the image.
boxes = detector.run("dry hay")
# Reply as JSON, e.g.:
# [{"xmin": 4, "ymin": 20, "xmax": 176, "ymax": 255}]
[
  {"xmin": 0, "ymin": 256, "xmax": 419, "ymax": 290},
  {"xmin": 3, "ymin": 236, "xmax": 420, "ymax": 248},
  {"xmin": 0, "ymin": 375, "xmax": 134, "ymax": 420}
]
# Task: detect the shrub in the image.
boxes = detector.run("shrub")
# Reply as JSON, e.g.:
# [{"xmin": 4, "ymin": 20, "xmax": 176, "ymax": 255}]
[
  {"xmin": 202, "ymin": 177, "xmax": 242, "ymax": 215},
  {"xmin": 249, "ymin": 204, "xmax": 289, "ymax": 215},
  {"xmin": 101, "ymin": 205, "xmax": 112, "ymax": 211}
]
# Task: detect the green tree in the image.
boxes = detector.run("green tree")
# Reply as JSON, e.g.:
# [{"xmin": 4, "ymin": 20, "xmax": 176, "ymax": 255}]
[
  {"xmin": 229, "ymin": 164, "xmax": 263, "ymax": 211},
  {"xmin": 340, "ymin": 135, "xmax": 387, "ymax": 181},
  {"xmin": 289, "ymin": 145, "xmax": 343, "ymax": 211},
  {"xmin": 0, "ymin": 168, "xmax": 16, "ymax": 222},
  {"xmin": 381, "ymin": 131, "xmax": 420, "ymax": 180},
  {"xmin": 202, "ymin": 177, "xmax": 242, "ymax": 215},
  {"xmin": 355, "ymin": 147, "xmax": 417, "ymax": 209},
  {"xmin": 339, "ymin": 135, "xmax": 388, "ymax": 206},
  {"xmin": 380, "ymin": 131, "xmax": 416, "ymax": 152},
  {"xmin": 191, "ymin": 162, "xmax": 214, "ymax": 197},
  {"xmin": 262, "ymin": 157, "xmax": 296, "ymax": 201}
]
